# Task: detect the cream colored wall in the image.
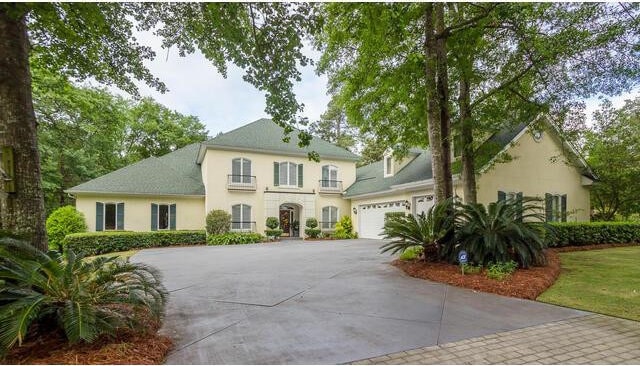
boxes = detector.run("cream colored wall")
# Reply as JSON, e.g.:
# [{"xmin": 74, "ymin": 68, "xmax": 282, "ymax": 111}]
[
  {"xmin": 202, "ymin": 148, "xmax": 357, "ymax": 233},
  {"xmin": 75, "ymin": 194, "xmax": 206, "ymax": 232},
  {"xmin": 476, "ymin": 128, "xmax": 591, "ymax": 221}
]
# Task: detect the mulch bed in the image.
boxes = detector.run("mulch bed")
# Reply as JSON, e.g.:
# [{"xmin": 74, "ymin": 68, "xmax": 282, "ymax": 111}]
[
  {"xmin": 4, "ymin": 312, "xmax": 172, "ymax": 365},
  {"xmin": 393, "ymin": 250, "xmax": 561, "ymax": 300}
]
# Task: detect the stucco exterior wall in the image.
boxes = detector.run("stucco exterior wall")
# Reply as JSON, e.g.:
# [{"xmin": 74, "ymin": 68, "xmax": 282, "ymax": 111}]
[
  {"xmin": 476, "ymin": 128, "xmax": 591, "ymax": 221},
  {"xmin": 75, "ymin": 194, "xmax": 206, "ymax": 232},
  {"xmin": 202, "ymin": 148, "xmax": 357, "ymax": 233}
]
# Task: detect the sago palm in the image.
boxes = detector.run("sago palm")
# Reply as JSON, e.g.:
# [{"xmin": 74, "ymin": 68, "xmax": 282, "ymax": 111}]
[
  {"xmin": 380, "ymin": 198, "xmax": 454, "ymax": 260},
  {"xmin": 455, "ymin": 197, "xmax": 550, "ymax": 267},
  {"xmin": 0, "ymin": 238, "xmax": 167, "ymax": 355}
]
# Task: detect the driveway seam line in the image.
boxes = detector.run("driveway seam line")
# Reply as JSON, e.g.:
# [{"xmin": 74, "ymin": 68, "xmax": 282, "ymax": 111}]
[
  {"xmin": 435, "ymin": 285, "xmax": 448, "ymax": 345},
  {"xmin": 170, "ymin": 319, "xmax": 244, "ymax": 353}
]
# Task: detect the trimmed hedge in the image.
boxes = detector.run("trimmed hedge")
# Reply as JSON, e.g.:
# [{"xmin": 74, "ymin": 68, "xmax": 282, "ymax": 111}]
[
  {"xmin": 64, "ymin": 230, "xmax": 206, "ymax": 255},
  {"xmin": 207, "ymin": 232, "xmax": 264, "ymax": 245},
  {"xmin": 546, "ymin": 222, "xmax": 640, "ymax": 247}
]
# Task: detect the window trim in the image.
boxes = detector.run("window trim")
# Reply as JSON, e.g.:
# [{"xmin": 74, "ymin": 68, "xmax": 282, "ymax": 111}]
[
  {"xmin": 321, "ymin": 206, "xmax": 339, "ymax": 230},
  {"xmin": 278, "ymin": 161, "xmax": 298, "ymax": 188},
  {"xmin": 383, "ymin": 155, "xmax": 393, "ymax": 177},
  {"xmin": 231, "ymin": 203, "xmax": 253, "ymax": 231},
  {"xmin": 102, "ymin": 202, "xmax": 122, "ymax": 231}
]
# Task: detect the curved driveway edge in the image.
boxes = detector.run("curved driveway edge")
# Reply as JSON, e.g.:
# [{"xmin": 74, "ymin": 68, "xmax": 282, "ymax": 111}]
[{"xmin": 132, "ymin": 239, "xmax": 587, "ymax": 364}]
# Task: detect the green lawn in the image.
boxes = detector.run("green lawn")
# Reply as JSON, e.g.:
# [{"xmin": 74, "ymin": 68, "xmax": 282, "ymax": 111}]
[{"xmin": 538, "ymin": 246, "xmax": 640, "ymax": 321}]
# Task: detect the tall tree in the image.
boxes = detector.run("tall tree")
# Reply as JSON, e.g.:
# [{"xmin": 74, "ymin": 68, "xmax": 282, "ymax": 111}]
[
  {"xmin": 586, "ymin": 98, "xmax": 640, "ymax": 220},
  {"xmin": 0, "ymin": 3, "xmax": 318, "ymax": 249},
  {"xmin": 308, "ymin": 99, "xmax": 357, "ymax": 151}
]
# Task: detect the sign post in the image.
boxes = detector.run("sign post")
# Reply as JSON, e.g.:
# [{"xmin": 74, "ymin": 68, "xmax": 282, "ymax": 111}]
[{"xmin": 458, "ymin": 250, "xmax": 468, "ymax": 275}]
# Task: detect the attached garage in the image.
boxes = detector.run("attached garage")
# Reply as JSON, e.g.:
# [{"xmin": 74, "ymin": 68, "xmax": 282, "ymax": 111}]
[
  {"xmin": 413, "ymin": 195, "xmax": 435, "ymax": 216},
  {"xmin": 358, "ymin": 200, "xmax": 407, "ymax": 239}
]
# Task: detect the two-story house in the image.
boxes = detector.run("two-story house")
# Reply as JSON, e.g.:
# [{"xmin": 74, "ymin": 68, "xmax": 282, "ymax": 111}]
[
  {"xmin": 67, "ymin": 118, "xmax": 359, "ymax": 236},
  {"xmin": 67, "ymin": 117, "xmax": 595, "ymax": 240}
]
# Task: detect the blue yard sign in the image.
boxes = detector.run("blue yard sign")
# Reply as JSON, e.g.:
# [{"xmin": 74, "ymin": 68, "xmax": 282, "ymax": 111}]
[{"xmin": 458, "ymin": 250, "xmax": 468, "ymax": 264}]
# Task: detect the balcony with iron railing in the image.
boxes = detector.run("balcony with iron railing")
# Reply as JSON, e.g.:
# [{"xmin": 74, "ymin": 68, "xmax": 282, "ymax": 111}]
[
  {"xmin": 318, "ymin": 180, "xmax": 342, "ymax": 193},
  {"xmin": 227, "ymin": 175, "xmax": 257, "ymax": 191},
  {"xmin": 230, "ymin": 221, "xmax": 256, "ymax": 232}
]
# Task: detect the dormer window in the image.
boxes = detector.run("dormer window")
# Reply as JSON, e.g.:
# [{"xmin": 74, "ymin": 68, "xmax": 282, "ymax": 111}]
[{"xmin": 384, "ymin": 155, "xmax": 394, "ymax": 177}]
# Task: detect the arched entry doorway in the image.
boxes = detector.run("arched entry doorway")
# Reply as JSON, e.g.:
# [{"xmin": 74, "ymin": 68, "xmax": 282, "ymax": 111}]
[{"xmin": 279, "ymin": 203, "xmax": 301, "ymax": 237}]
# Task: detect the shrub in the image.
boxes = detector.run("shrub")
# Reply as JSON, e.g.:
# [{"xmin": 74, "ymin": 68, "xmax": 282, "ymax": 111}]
[
  {"xmin": 305, "ymin": 218, "xmax": 318, "ymax": 228},
  {"xmin": 486, "ymin": 260, "xmax": 518, "ymax": 281},
  {"xmin": 64, "ymin": 230, "xmax": 206, "ymax": 256},
  {"xmin": 546, "ymin": 222, "xmax": 640, "ymax": 247},
  {"xmin": 381, "ymin": 198, "xmax": 454, "ymax": 261},
  {"xmin": 207, "ymin": 232, "xmax": 264, "ymax": 245},
  {"xmin": 333, "ymin": 216, "xmax": 356, "ymax": 239},
  {"xmin": 206, "ymin": 209, "xmax": 231, "ymax": 235},
  {"xmin": 304, "ymin": 218, "xmax": 321, "ymax": 238},
  {"xmin": 384, "ymin": 211, "xmax": 406, "ymax": 223},
  {"xmin": 461, "ymin": 263, "xmax": 483, "ymax": 275},
  {"xmin": 265, "ymin": 217, "xmax": 279, "ymax": 230},
  {"xmin": 264, "ymin": 217, "xmax": 283, "ymax": 239},
  {"xmin": 46, "ymin": 205, "xmax": 87, "ymax": 252},
  {"xmin": 399, "ymin": 246, "xmax": 424, "ymax": 261},
  {"xmin": 455, "ymin": 197, "xmax": 549, "ymax": 268},
  {"xmin": 0, "ymin": 238, "xmax": 167, "ymax": 355}
]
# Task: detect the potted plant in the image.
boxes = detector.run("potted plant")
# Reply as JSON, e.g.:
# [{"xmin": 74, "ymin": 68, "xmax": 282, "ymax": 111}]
[{"xmin": 292, "ymin": 220, "xmax": 300, "ymax": 237}]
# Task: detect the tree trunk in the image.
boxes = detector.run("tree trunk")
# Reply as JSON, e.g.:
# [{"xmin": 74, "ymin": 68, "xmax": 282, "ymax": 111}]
[
  {"xmin": 0, "ymin": 7, "xmax": 48, "ymax": 250},
  {"xmin": 434, "ymin": 3, "xmax": 454, "ymax": 200},
  {"xmin": 423, "ymin": 4, "xmax": 448, "ymax": 204},
  {"xmin": 459, "ymin": 71, "xmax": 477, "ymax": 203}
]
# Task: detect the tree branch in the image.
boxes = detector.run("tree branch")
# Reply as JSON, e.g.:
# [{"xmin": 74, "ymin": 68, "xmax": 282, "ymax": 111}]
[
  {"xmin": 436, "ymin": 3, "xmax": 498, "ymax": 39},
  {"xmin": 470, "ymin": 63, "xmax": 535, "ymax": 109}
]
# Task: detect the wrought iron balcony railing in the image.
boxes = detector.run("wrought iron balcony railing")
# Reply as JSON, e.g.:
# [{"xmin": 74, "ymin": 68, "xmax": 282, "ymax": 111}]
[{"xmin": 227, "ymin": 175, "xmax": 257, "ymax": 191}]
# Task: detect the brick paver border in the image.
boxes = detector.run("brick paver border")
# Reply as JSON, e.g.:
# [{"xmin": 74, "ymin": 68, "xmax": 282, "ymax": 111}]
[{"xmin": 351, "ymin": 314, "xmax": 640, "ymax": 365}]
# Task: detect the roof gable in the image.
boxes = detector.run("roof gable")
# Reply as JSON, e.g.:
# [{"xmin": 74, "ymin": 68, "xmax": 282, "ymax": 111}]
[{"xmin": 200, "ymin": 118, "xmax": 360, "ymax": 162}]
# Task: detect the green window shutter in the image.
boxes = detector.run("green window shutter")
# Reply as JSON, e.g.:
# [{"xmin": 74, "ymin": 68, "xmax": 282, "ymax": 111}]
[
  {"xmin": 273, "ymin": 162, "xmax": 279, "ymax": 186},
  {"xmin": 561, "ymin": 194, "xmax": 567, "ymax": 222},
  {"xmin": 298, "ymin": 164, "xmax": 303, "ymax": 188},
  {"xmin": 545, "ymin": 193, "xmax": 553, "ymax": 222},
  {"xmin": 497, "ymin": 190, "xmax": 506, "ymax": 202},
  {"xmin": 116, "ymin": 202, "xmax": 125, "ymax": 230},
  {"xmin": 151, "ymin": 203, "xmax": 158, "ymax": 231},
  {"xmin": 516, "ymin": 192, "xmax": 523, "ymax": 221},
  {"xmin": 95, "ymin": 202, "xmax": 104, "ymax": 231},
  {"xmin": 170, "ymin": 204, "xmax": 177, "ymax": 230}
]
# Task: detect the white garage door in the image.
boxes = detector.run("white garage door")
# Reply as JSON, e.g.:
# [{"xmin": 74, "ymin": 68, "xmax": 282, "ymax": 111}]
[
  {"xmin": 413, "ymin": 195, "xmax": 435, "ymax": 216},
  {"xmin": 358, "ymin": 201, "xmax": 406, "ymax": 239}
]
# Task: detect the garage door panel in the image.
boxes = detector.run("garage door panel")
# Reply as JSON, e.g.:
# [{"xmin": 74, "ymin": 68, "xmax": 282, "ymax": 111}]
[{"xmin": 358, "ymin": 201, "xmax": 406, "ymax": 239}]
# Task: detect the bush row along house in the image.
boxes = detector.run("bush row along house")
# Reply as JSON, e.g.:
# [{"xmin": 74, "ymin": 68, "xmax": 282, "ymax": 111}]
[{"xmin": 67, "ymin": 117, "xmax": 596, "ymax": 239}]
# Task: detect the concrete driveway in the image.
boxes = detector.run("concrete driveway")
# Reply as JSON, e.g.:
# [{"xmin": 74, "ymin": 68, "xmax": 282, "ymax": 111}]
[{"xmin": 132, "ymin": 239, "xmax": 586, "ymax": 364}]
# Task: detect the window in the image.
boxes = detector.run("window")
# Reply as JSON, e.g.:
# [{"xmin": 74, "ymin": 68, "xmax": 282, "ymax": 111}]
[
  {"xmin": 231, "ymin": 158, "xmax": 252, "ymax": 184},
  {"xmin": 384, "ymin": 155, "xmax": 393, "ymax": 177},
  {"xmin": 279, "ymin": 161, "xmax": 298, "ymax": 186},
  {"xmin": 96, "ymin": 202, "xmax": 124, "ymax": 231},
  {"xmin": 321, "ymin": 206, "xmax": 338, "ymax": 230},
  {"xmin": 321, "ymin": 165, "xmax": 338, "ymax": 188},
  {"xmin": 151, "ymin": 203, "xmax": 176, "ymax": 230},
  {"xmin": 105, "ymin": 203, "xmax": 117, "ymax": 230},
  {"xmin": 546, "ymin": 193, "xmax": 567, "ymax": 222},
  {"xmin": 231, "ymin": 204, "xmax": 252, "ymax": 231}
]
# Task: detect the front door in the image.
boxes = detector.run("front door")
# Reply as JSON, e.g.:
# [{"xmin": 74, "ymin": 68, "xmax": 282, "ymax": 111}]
[{"xmin": 279, "ymin": 209, "xmax": 291, "ymax": 237}]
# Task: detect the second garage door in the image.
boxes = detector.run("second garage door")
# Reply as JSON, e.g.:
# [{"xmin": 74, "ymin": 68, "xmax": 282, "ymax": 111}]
[{"xmin": 358, "ymin": 201, "xmax": 406, "ymax": 239}]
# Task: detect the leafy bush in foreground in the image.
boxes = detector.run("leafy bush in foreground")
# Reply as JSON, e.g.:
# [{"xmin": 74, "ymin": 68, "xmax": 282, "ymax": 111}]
[
  {"xmin": 207, "ymin": 232, "xmax": 264, "ymax": 245},
  {"xmin": 265, "ymin": 217, "xmax": 283, "ymax": 238},
  {"xmin": 206, "ymin": 209, "xmax": 231, "ymax": 235},
  {"xmin": 64, "ymin": 230, "xmax": 206, "ymax": 256},
  {"xmin": 546, "ymin": 222, "xmax": 640, "ymax": 247},
  {"xmin": 304, "ymin": 218, "xmax": 321, "ymax": 238},
  {"xmin": 399, "ymin": 246, "xmax": 424, "ymax": 261},
  {"xmin": 486, "ymin": 260, "xmax": 518, "ymax": 281},
  {"xmin": 46, "ymin": 205, "xmax": 87, "ymax": 252},
  {"xmin": 333, "ymin": 215, "xmax": 357, "ymax": 239},
  {"xmin": 0, "ymin": 238, "xmax": 167, "ymax": 355}
]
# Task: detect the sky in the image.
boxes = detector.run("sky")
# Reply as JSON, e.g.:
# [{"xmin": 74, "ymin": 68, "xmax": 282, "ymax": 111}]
[{"xmin": 103, "ymin": 30, "xmax": 638, "ymax": 137}]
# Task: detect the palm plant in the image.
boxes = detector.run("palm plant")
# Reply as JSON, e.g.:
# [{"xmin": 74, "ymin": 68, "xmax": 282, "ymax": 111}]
[
  {"xmin": 455, "ymin": 197, "xmax": 550, "ymax": 268},
  {"xmin": 0, "ymin": 238, "xmax": 167, "ymax": 355},
  {"xmin": 380, "ymin": 198, "xmax": 454, "ymax": 261}
]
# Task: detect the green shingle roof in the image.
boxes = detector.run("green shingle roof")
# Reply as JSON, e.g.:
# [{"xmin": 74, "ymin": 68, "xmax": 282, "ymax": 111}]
[
  {"xmin": 201, "ymin": 118, "xmax": 360, "ymax": 161},
  {"xmin": 344, "ymin": 123, "xmax": 528, "ymax": 198},
  {"xmin": 66, "ymin": 143, "xmax": 204, "ymax": 196}
]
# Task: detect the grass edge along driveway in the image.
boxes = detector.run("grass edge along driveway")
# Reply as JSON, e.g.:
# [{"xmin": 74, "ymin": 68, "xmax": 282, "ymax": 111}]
[{"xmin": 538, "ymin": 246, "xmax": 640, "ymax": 321}]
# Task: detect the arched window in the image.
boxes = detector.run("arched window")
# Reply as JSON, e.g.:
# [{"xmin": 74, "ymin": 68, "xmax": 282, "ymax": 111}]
[
  {"xmin": 231, "ymin": 204, "xmax": 252, "ymax": 231},
  {"xmin": 231, "ymin": 158, "xmax": 252, "ymax": 184},
  {"xmin": 321, "ymin": 165, "xmax": 338, "ymax": 188},
  {"xmin": 321, "ymin": 206, "xmax": 338, "ymax": 230}
]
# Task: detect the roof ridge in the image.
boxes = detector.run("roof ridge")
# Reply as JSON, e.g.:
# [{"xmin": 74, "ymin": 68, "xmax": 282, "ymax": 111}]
[{"xmin": 206, "ymin": 118, "xmax": 270, "ymax": 143}]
